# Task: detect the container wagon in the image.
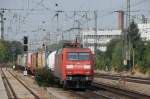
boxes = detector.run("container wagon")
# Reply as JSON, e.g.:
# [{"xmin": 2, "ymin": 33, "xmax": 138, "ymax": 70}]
[
  {"xmin": 26, "ymin": 53, "xmax": 33, "ymax": 73},
  {"xmin": 37, "ymin": 51, "xmax": 46, "ymax": 69},
  {"xmin": 30, "ymin": 53, "xmax": 37, "ymax": 74},
  {"xmin": 16, "ymin": 54, "xmax": 26, "ymax": 70},
  {"xmin": 47, "ymin": 51, "xmax": 56, "ymax": 71},
  {"xmin": 30, "ymin": 49, "xmax": 48, "ymax": 74}
]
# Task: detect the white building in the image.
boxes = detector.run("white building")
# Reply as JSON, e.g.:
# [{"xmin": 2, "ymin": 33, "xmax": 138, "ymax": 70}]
[
  {"xmin": 138, "ymin": 23, "xmax": 150, "ymax": 41},
  {"xmin": 81, "ymin": 29, "xmax": 122, "ymax": 52},
  {"xmin": 81, "ymin": 23, "xmax": 150, "ymax": 53}
]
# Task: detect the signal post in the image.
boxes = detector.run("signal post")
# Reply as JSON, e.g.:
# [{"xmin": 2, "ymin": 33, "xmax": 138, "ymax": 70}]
[{"xmin": 23, "ymin": 36, "xmax": 28, "ymax": 76}]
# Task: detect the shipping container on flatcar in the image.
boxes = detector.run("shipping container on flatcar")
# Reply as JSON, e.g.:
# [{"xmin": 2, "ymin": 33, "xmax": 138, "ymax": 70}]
[
  {"xmin": 37, "ymin": 50, "xmax": 46, "ymax": 69},
  {"xmin": 17, "ymin": 54, "xmax": 26, "ymax": 67},
  {"xmin": 30, "ymin": 53, "xmax": 37, "ymax": 74},
  {"xmin": 26, "ymin": 52, "xmax": 32, "ymax": 70}
]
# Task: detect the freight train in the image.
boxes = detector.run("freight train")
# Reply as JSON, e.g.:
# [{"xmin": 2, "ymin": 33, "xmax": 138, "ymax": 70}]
[{"xmin": 17, "ymin": 41, "xmax": 94, "ymax": 89}]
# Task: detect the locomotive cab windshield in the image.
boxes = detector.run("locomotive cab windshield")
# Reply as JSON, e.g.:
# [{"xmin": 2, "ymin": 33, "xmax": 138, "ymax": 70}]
[{"xmin": 68, "ymin": 52, "xmax": 90, "ymax": 60}]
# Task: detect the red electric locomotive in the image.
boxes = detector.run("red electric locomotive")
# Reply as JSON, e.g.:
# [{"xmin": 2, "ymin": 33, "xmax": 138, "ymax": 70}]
[{"xmin": 54, "ymin": 47, "xmax": 94, "ymax": 89}]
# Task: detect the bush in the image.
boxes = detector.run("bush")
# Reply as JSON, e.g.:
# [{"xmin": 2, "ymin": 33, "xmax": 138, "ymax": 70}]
[{"xmin": 35, "ymin": 68, "xmax": 55, "ymax": 87}]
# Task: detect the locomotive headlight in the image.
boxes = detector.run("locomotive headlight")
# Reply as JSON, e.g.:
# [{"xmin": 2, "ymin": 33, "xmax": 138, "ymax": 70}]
[
  {"xmin": 66, "ymin": 65, "xmax": 74, "ymax": 70},
  {"xmin": 84, "ymin": 65, "xmax": 91, "ymax": 69}
]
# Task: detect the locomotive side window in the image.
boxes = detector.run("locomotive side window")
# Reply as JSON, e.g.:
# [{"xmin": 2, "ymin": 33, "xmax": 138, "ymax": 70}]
[{"xmin": 68, "ymin": 52, "xmax": 89, "ymax": 60}]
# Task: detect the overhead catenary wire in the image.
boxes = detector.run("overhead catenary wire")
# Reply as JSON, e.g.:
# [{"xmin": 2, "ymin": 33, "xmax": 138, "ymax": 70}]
[
  {"xmin": 130, "ymin": 0, "xmax": 149, "ymax": 8},
  {"xmin": 1, "ymin": 0, "xmax": 149, "ymax": 48}
]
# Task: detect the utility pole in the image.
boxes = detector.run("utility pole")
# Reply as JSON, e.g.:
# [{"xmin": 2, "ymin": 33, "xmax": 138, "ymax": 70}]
[
  {"xmin": 124, "ymin": 0, "xmax": 131, "ymax": 66},
  {"xmin": 94, "ymin": 11, "xmax": 98, "ymax": 54},
  {"xmin": 75, "ymin": 20, "xmax": 81, "ymax": 42},
  {"xmin": 127, "ymin": 0, "xmax": 131, "ymax": 67},
  {"xmin": 28, "ymin": 0, "xmax": 30, "ymax": 9},
  {"xmin": 55, "ymin": 10, "xmax": 63, "ymax": 43},
  {"xmin": 0, "ymin": 12, "xmax": 4, "ymax": 40},
  {"xmin": 77, "ymin": 20, "xmax": 80, "ymax": 41}
]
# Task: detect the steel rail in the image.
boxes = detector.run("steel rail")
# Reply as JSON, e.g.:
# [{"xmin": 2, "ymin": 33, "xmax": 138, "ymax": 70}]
[
  {"xmin": 88, "ymin": 86, "xmax": 113, "ymax": 99},
  {"xmin": 95, "ymin": 73, "xmax": 150, "ymax": 85},
  {"xmin": 95, "ymin": 73, "xmax": 150, "ymax": 80},
  {"xmin": 1, "ymin": 68, "xmax": 18, "ymax": 99},
  {"xmin": 92, "ymin": 82, "xmax": 150, "ymax": 99},
  {"xmin": 74, "ymin": 90, "xmax": 111, "ymax": 99},
  {"xmin": 8, "ymin": 70, "xmax": 40, "ymax": 99}
]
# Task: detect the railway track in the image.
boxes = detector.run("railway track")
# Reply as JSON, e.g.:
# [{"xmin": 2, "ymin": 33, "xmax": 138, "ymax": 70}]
[
  {"xmin": 92, "ymin": 81, "xmax": 150, "ymax": 99},
  {"xmin": 72, "ymin": 89, "xmax": 112, "ymax": 99},
  {"xmin": 2, "ymin": 67, "xmax": 149, "ymax": 99},
  {"xmin": 9, "ymin": 68, "xmax": 149, "ymax": 99},
  {"xmin": 75, "ymin": 90, "xmax": 115, "ymax": 99},
  {"xmin": 95, "ymin": 73, "xmax": 150, "ymax": 85},
  {"xmin": 8, "ymin": 70, "xmax": 40, "ymax": 99},
  {"xmin": 13, "ymin": 68, "xmax": 113, "ymax": 99},
  {"xmin": 1, "ymin": 68, "xmax": 40, "ymax": 99},
  {"xmin": 69, "ymin": 85, "xmax": 132, "ymax": 99},
  {"xmin": 1, "ymin": 68, "xmax": 17, "ymax": 99}
]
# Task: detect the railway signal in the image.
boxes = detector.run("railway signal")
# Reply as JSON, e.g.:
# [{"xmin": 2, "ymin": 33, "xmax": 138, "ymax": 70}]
[
  {"xmin": 24, "ymin": 36, "xmax": 28, "ymax": 44},
  {"xmin": 23, "ymin": 36, "xmax": 28, "ymax": 51},
  {"xmin": 23, "ymin": 36, "xmax": 28, "ymax": 75},
  {"xmin": 23, "ymin": 45, "xmax": 28, "ymax": 52}
]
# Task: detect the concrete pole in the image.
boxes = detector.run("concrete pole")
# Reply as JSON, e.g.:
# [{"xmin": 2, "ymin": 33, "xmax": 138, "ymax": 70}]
[
  {"xmin": 132, "ymin": 49, "xmax": 135, "ymax": 71},
  {"xmin": 0, "ymin": 13, "xmax": 4, "ymax": 40},
  {"xmin": 94, "ymin": 11, "xmax": 98, "ymax": 54}
]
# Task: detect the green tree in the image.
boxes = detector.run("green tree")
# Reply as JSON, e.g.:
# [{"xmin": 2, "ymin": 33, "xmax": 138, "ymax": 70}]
[
  {"xmin": 128, "ymin": 20, "xmax": 141, "ymax": 48},
  {"xmin": 0, "ymin": 40, "xmax": 23, "ymax": 63},
  {"xmin": 111, "ymin": 39, "xmax": 124, "ymax": 71},
  {"xmin": 126, "ymin": 20, "xmax": 141, "ymax": 69},
  {"xmin": 138, "ymin": 42, "xmax": 150, "ymax": 73},
  {"xmin": 95, "ymin": 39, "xmax": 123, "ymax": 71},
  {"xmin": 7, "ymin": 41, "xmax": 23, "ymax": 61},
  {"xmin": 0, "ymin": 40, "xmax": 8, "ymax": 62},
  {"xmin": 106, "ymin": 39, "xmax": 121, "ymax": 61},
  {"xmin": 95, "ymin": 52, "xmax": 108, "ymax": 70},
  {"xmin": 127, "ymin": 21, "xmax": 150, "ymax": 74}
]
